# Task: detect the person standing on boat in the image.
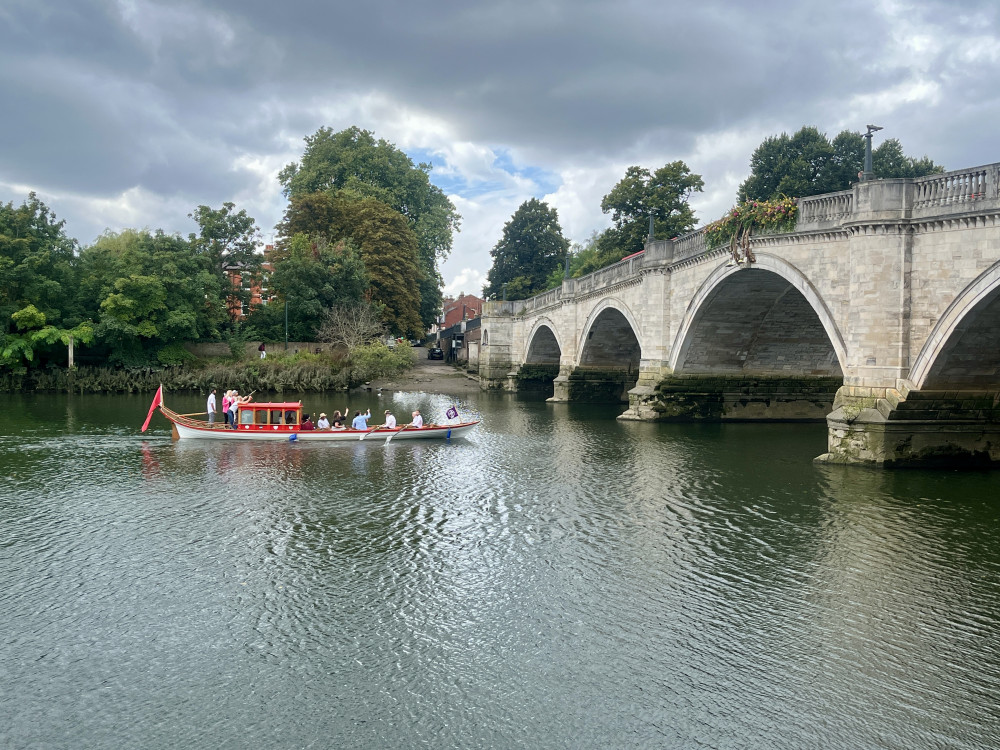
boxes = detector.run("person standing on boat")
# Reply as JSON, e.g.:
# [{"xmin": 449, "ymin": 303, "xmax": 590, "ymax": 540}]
[
  {"xmin": 411, "ymin": 410, "xmax": 423, "ymax": 428},
  {"xmin": 207, "ymin": 388, "xmax": 217, "ymax": 425},
  {"xmin": 382, "ymin": 410, "xmax": 397, "ymax": 429},
  {"xmin": 316, "ymin": 412, "xmax": 330, "ymax": 429},
  {"xmin": 222, "ymin": 390, "xmax": 232, "ymax": 427},
  {"xmin": 351, "ymin": 409, "xmax": 371, "ymax": 430}
]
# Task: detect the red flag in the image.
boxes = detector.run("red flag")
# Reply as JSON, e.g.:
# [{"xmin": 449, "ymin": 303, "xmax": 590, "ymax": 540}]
[{"xmin": 141, "ymin": 385, "xmax": 163, "ymax": 432}]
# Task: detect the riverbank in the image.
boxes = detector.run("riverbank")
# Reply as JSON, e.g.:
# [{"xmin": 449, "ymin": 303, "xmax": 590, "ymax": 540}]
[{"xmin": 366, "ymin": 348, "xmax": 481, "ymax": 395}]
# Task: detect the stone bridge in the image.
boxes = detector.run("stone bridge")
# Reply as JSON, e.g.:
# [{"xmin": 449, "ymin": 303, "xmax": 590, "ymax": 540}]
[{"xmin": 479, "ymin": 163, "xmax": 1000, "ymax": 468}]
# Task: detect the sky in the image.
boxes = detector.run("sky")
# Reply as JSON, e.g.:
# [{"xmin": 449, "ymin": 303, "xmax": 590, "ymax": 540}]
[{"xmin": 2, "ymin": 0, "xmax": 999, "ymax": 298}]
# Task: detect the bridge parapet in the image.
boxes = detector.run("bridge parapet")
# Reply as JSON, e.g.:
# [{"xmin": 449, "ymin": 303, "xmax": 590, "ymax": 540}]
[
  {"xmin": 798, "ymin": 190, "xmax": 853, "ymax": 231},
  {"xmin": 913, "ymin": 163, "xmax": 1000, "ymax": 217}
]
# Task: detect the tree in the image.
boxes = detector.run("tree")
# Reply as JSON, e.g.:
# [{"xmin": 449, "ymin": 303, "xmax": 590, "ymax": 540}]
[
  {"xmin": 78, "ymin": 229, "xmax": 221, "ymax": 365},
  {"xmin": 278, "ymin": 193, "xmax": 423, "ymax": 337},
  {"xmin": 739, "ymin": 126, "xmax": 944, "ymax": 202},
  {"xmin": 251, "ymin": 233, "xmax": 368, "ymax": 342},
  {"xmin": 189, "ymin": 202, "xmax": 261, "ymax": 324},
  {"xmin": 483, "ymin": 199, "xmax": 569, "ymax": 300},
  {"xmin": 599, "ymin": 162, "xmax": 704, "ymax": 259},
  {"xmin": 316, "ymin": 300, "xmax": 386, "ymax": 351},
  {"xmin": 279, "ymin": 126, "xmax": 461, "ymax": 330},
  {"xmin": 0, "ymin": 304, "xmax": 94, "ymax": 370},
  {"xmin": 0, "ymin": 193, "xmax": 81, "ymax": 336}
]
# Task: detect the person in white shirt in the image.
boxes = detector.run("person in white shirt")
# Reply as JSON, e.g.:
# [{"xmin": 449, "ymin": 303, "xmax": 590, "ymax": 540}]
[
  {"xmin": 411, "ymin": 410, "xmax": 423, "ymax": 428},
  {"xmin": 316, "ymin": 412, "xmax": 330, "ymax": 429},
  {"xmin": 383, "ymin": 410, "xmax": 397, "ymax": 429},
  {"xmin": 207, "ymin": 389, "xmax": 217, "ymax": 424}
]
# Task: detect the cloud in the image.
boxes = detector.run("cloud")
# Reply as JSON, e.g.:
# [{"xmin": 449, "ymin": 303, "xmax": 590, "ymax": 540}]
[{"xmin": 2, "ymin": 0, "xmax": 999, "ymax": 295}]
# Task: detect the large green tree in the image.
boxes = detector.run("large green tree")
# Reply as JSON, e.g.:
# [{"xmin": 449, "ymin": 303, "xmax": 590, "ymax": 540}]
[
  {"xmin": 78, "ymin": 229, "xmax": 221, "ymax": 365},
  {"xmin": 278, "ymin": 192, "xmax": 423, "ymax": 336},
  {"xmin": 483, "ymin": 198, "xmax": 570, "ymax": 300},
  {"xmin": 189, "ymin": 202, "xmax": 261, "ymax": 321},
  {"xmin": 0, "ymin": 194, "xmax": 89, "ymax": 369},
  {"xmin": 279, "ymin": 126, "xmax": 460, "ymax": 329},
  {"xmin": 739, "ymin": 126, "xmax": 944, "ymax": 202},
  {"xmin": 0, "ymin": 193, "xmax": 81, "ymax": 332},
  {"xmin": 600, "ymin": 162, "xmax": 704, "ymax": 258},
  {"xmin": 250, "ymin": 234, "xmax": 368, "ymax": 341}
]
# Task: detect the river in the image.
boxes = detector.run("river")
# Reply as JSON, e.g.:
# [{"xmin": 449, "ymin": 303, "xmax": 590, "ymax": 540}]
[{"xmin": 1, "ymin": 390, "xmax": 999, "ymax": 749}]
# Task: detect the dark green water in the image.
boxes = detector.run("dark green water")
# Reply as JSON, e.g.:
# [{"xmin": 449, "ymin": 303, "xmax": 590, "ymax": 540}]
[{"xmin": 1, "ymin": 391, "xmax": 999, "ymax": 749}]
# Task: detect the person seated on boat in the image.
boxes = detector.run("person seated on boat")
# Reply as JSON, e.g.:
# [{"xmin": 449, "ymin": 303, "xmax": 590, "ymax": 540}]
[
  {"xmin": 285, "ymin": 410, "xmax": 297, "ymax": 425},
  {"xmin": 411, "ymin": 409, "xmax": 423, "ymax": 428},
  {"xmin": 351, "ymin": 409, "xmax": 371, "ymax": 430},
  {"xmin": 316, "ymin": 412, "xmax": 330, "ymax": 430},
  {"xmin": 382, "ymin": 410, "xmax": 397, "ymax": 429},
  {"xmin": 299, "ymin": 413, "xmax": 316, "ymax": 431}
]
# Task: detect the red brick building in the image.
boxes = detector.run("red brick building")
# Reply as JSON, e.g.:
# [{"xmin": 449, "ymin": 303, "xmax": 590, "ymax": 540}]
[
  {"xmin": 225, "ymin": 246, "xmax": 275, "ymax": 319},
  {"xmin": 441, "ymin": 293, "xmax": 483, "ymax": 328}
]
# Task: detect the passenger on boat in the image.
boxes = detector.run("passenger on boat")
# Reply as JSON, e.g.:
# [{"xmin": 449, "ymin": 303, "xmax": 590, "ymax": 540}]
[
  {"xmin": 383, "ymin": 410, "xmax": 397, "ymax": 429},
  {"xmin": 285, "ymin": 410, "xmax": 297, "ymax": 425},
  {"xmin": 331, "ymin": 416, "xmax": 346, "ymax": 430},
  {"xmin": 222, "ymin": 390, "xmax": 232, "ymax": 426},
  {"xmin": 411, "ymin": 410, "xmax": 423, "ymax": 428},
  {"xmin": 351, "ymin": 409, "xmax": 371, "ymax": 430},
  {"xmin": 316, "ymin": 412, "xmax": 330, "ymax": 429},
  {"xmin": 300, "ymin": 414, "xmax": 316, "ymax": 430},
  {"xmin": 207, "ymin": 388, "xmax": 217, "ymax": 425}
]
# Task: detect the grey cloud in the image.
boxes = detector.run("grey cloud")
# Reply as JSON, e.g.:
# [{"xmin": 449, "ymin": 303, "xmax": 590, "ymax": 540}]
[{"xmin": 1, "ymin": 0, "xmax": 999, "ymax": 255}]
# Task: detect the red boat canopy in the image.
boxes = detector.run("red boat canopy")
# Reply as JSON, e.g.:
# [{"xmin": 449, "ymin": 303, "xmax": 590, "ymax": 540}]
[{"xmin": 239, "ymin": 402, "xmax": 302, "ymax": 411}]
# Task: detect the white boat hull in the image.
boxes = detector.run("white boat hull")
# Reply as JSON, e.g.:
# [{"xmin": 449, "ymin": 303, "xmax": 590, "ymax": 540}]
[{"xmin": 170, "ymin": 418, "xmax": 478, "ymax": 442}]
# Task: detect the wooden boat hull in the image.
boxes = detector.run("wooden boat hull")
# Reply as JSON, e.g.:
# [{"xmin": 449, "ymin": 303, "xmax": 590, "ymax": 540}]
[{"xmin": 163, "ymin": 406, "xmax": 478, "ymax": 442}]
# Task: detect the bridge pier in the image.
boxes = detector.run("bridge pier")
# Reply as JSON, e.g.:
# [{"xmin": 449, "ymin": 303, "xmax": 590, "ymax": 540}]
[
  {"xmin": 818, "ymin": 384, "xmax": 1000, "ymax": 467},
  {"xmin": 621, "ymin": 373, "xmax": 841, "ymax": 422},
  {"xmin": 549, "ymin": 365, "xmax": 638, "ymax": 403}
]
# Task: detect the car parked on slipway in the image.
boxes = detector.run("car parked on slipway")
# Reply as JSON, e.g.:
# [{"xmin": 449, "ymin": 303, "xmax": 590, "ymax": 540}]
[{"xmin": 427, "ymin": 346, "xmax": 444, "ymax": 360}]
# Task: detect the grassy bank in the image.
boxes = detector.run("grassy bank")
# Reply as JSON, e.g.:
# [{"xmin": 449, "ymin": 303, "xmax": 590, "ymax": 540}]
[{"xmin": 0, "ymin": 343, "xmax": 414, "ymax": 394}]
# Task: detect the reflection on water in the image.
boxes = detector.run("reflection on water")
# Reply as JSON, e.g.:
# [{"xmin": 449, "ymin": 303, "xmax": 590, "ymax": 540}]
[{"xmin": 1, "ymin": 392, "xmax": 999, "ymax": 749}]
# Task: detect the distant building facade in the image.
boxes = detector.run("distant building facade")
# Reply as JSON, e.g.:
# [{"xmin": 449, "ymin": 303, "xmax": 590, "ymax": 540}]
[{"xmin": 441, "ymin": 293, "xmax": 483, "ymax": 329}]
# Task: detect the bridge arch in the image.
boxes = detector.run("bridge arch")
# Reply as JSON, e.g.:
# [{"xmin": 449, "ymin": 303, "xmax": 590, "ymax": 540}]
[
  {"xmin": 669, "ymin": 254, "xmax": 847, "ymax": 375},
  {"xmin": 909, "ymin": 261, "xmax": 1000, "ymax": 389},
  {"xmin": 524, "ymin": 318, "xmax": 563, "ymax": 364},
  {"xmin": 577, "ymin": 298, "xmax": 642, "ymax": 369}
]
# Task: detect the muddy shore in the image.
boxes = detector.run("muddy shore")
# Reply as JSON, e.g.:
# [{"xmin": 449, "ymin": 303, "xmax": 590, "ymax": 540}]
[{"xmin": 365, "ymin": 347, "xmax": 482, "ymax": 395}]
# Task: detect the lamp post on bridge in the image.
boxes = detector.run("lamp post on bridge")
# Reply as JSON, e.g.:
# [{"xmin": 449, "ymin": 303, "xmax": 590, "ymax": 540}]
[{"xmin": 861, "ymin": 124, "xmax": 883, "ymax": 182}]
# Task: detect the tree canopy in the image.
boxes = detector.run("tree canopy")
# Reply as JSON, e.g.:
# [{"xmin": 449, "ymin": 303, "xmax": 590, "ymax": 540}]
[
  {"xmin": 278, "ymin": 126, "xmax": 460, "ymax": 329},
  {"xmin": 78, "ymin": 229, "xmax": 222, "ymax": 366},
  {"xmin": 739, "ymin": 126, "xmax": 944, "ymax": 202},
  {"xmin": 189, "ymin": 202, "xmax": 261, "ymax": 311},
  {"xmin": 278, "ymin": 192, "xmax": 423, "ymax": 336},
  {"xmin": 600, "ymin": 161, "xmax": 704, "ymax": 257},
  {"xmin": 483, "ymin": 199, "xmax": 570, "ymax": 300},
  {"xmin": 249, "ymin": 234, "xmax": 368, "ymax": 342}
]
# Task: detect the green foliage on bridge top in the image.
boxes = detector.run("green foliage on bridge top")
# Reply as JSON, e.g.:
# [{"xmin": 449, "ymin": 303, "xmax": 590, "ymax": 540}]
[{"xmin": 704, "ymin": 196, "xmax": 799, "ymax": 251}]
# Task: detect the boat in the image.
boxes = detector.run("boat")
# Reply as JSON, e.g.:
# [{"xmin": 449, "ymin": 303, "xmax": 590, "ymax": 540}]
[{"xmin": 142, "ymin": 387, "xmax": 479, "ymax": 442}]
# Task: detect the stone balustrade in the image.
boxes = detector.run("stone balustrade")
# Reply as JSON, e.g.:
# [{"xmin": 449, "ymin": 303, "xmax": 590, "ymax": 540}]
[
  {"xmin": 913, "ymin": 164, "xmax": 1000, "ymax": 216},
  {"xmin": 797, "ymin": 190, "xmax": 854, "ymax": 231}
]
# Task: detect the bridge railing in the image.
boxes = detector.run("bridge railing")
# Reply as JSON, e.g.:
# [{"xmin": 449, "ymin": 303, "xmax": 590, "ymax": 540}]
[
  {"xmin": 797, "ymin": 190, "xmax": 854, "ymax": 230},
  {"xmin": 482, "ymin": 300, "xmax": 526, "ymax": 316},
  {"xmin": 913, "ymin": 164, "xmax": 999, "ymax": 214},
  {"xmin": 672, "ymin": 229, "xmax": 709, "ymax": 263}
]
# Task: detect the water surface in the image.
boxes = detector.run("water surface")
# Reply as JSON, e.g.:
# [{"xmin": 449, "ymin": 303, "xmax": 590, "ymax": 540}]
[{"xmin": 1, "ymin": 391, "xmax": 999, "ymax": 748}]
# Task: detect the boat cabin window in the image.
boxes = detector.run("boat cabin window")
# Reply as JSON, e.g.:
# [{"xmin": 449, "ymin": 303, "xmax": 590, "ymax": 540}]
[
  {"xmin": 240, "ymin": 409, "xmax": 254, "ymax": 425},
  {"xmin": 269, "ymin": 410, "xmax": 284, "ymax": 425},
  {"xmin": 285, "ymin": 411, "xmax": 297, "ymax": 425}
]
